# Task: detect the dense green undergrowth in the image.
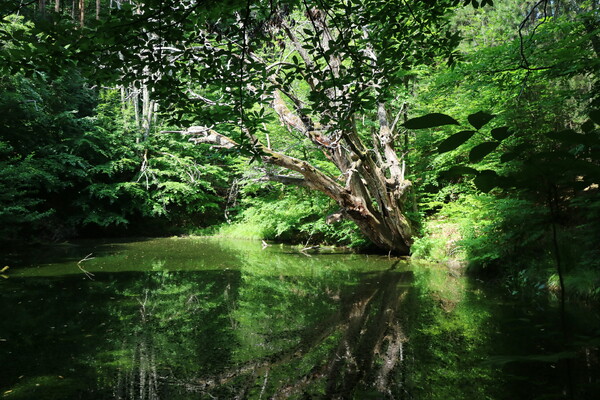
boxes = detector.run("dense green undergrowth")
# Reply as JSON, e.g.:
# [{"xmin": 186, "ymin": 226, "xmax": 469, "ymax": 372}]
[
  {"xmin": 412, "ymin": 193, "xmax": 600, "ymax": 301},
  {"xmin": 209, "ymin": 187, "xmax": 369, "ymax": 249}
]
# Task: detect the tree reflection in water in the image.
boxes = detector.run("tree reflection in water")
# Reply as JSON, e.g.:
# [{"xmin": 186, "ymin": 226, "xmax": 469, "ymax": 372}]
[
  {"xmin": 3, "ymin": 238, "xmax": 598, "ymax": 399},
  {"xmin": 105, "ymin": 247, "xmax": 413, "ymax": 399},
  {"xmin": 106, "ymin": 259, "xmax": 242, "ymax": 400}
]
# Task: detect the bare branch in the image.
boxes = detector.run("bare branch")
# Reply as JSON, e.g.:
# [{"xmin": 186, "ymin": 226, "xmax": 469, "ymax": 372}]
[
  {"xmin": 377, "ymin": 103, "xmax": 403, "ymax": 182},
  {"xmin": 183, "ymin": 126, "xmax": 238, "ymax": 149},
  {"xmin": 272, "ymin": 90, "xmax": 341, "ymax": 157},
  {"xmin": 186, "ymin": 90, "xmax": 222, "ymax": 105},
  {"xmin": 272, "ymin": 90, "xmax": 310, "ymax": 134},
  {"xmin": 518, "ymin": 0, "xmax": 549, "ymax": 69}
]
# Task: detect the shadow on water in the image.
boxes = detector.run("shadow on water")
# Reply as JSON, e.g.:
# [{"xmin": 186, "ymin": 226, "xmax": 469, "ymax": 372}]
[
  {"xmin": 483, "ymin": 295, "xmax": 600, "ymax": 400},
  {"xmin": 1, "ymin": 237, "xmax": 599, "ymax": 399}
]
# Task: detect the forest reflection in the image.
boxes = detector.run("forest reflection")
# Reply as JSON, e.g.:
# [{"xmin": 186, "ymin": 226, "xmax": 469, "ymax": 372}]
[
  {"xmin": 104, "ymin": 245, "xmax": 413, "ymax": 399},
  {"xmin": 2, "ymin": 238, "xmax": 598, "ymax": 400}
]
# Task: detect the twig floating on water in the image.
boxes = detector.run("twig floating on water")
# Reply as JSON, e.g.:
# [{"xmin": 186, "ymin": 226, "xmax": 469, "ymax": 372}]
[{"xmin": 77, "ymin": 253, "xmax": 95, "ymax": 280}]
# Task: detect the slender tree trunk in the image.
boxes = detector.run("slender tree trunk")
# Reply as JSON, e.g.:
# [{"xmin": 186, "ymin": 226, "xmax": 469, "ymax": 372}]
[
  {"xmin": 133, "ymin": 88, "xmax": 141, "ymax": 135},
  {"xmin": 79, "ymin": 0, "xmax": 85, "ymax": 27},
  {"xmin": 141, "ymin": 84, "xmax": 154, "ymax": 141},
  {"xmin": 96, "ymin": 0, "xmax": 100, "ymax": 20},
  {"xmin": 54, "ymin": 0, "xmax": 59, "ymax": 13},
  {"xmin": 39, "ymin": 0, "xmax": 46, "ymax": 17}
]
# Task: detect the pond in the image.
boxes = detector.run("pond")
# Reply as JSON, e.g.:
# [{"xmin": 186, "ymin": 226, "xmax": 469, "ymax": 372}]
[{"xmin": 0, "ymin": 237, "xmax": 598, "ymax": 399}]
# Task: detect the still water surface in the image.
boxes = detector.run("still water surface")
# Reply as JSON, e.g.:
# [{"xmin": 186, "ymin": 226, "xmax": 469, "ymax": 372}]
[{"xmin": 1, "ymin": 237, "xmax": 598, "ymax": 399}]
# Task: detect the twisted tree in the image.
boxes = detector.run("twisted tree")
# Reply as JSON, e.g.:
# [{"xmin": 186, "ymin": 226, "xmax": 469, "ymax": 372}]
[{"xmin": 155, "ymin": 0, "xmax": 458, "ymax": 254}]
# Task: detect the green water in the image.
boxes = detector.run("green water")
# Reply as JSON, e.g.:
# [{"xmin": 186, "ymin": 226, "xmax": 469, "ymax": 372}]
[{"xmin": 0, "ymin": 237, "xmax": 598, "ymax": 399}]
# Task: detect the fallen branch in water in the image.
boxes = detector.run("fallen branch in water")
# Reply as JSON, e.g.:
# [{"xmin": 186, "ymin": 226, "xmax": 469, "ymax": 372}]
[
  {"xmin": 77, "ymin": 253, "xmax": 95, "ymax": 280},
  {"xmin": 300, "ymin": 245, "xmax": 320, "ymax": 256}
]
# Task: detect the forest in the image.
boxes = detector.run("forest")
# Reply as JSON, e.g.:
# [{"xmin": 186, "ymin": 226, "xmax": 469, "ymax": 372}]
[
  {"xmin": 2, "ymin": 0, "xmax": 599, "ymax": 297},
  {"xmin": 0, "ymin": 0, "xmax": 599, "ymax": 398}
]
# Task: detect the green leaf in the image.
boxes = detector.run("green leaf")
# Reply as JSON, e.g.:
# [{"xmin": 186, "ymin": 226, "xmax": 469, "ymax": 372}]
[
  {"xmin": 512, "ymin": 143, "xmax": 534, "ymax": 155},
  {"xmin": 500, "ymin": 152, "xmax": 518, "ymax": 163},
  {"xmin": 485, "ymin": 351, "xmax": 577, "ymax": 367},
  {"xmin": 474, "ymin": 170, "xmax": 500, "ymax": 193},
  {"xmin": 468, "ymin": 111, "xmax": 495, "ymax": 130},
  {"xmin": 491, "ymin": 126, "xmax": 512, "ymax": 141},
  {"xmin": 437, "ymin": 130, "xmax": 475, "ymax": 153},
  {"xmin": 581, "ymin": 120, "xmax": 595, "ymax": 133},
  {"xmin": 404, "ymin": 113, "xmax": 459, "ymax": 129},
  {"xmin": 469, "ymin": 141, "xmax": 499, "ymax": 162}
]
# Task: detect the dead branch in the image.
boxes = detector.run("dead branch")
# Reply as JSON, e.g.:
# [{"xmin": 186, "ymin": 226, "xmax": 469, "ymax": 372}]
[
  {"xmin": 183, "ymin": 126, "xmax": 238, "ymax": 149},
  {"xmin": 77, "ymin": 253, "xmax": 95, "ymax": 280}
]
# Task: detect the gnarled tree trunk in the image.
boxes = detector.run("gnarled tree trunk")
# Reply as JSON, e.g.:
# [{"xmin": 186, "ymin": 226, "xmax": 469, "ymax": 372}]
[{"xmin": 184, "ymin": 97, "xmax": 413, "ymax": 255}]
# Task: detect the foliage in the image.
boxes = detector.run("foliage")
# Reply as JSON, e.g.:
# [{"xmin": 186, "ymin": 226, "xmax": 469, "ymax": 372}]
[
  {"xmin": 0, "ymin": 0, "xmax": 477, "ymax": 254},
  {"xmin": 404, "ymin": 0, "xmax": 600, "ymax": 298},
  {"xmin": 410, "ymin": 101, "xmax": 600, "ymax": 296},
  {"xmin": 218, "ymin": 183, "xmax": 368, "ymax": 248},
  {"xmin": 1, "ymin": 0, "xmax": 599, "ymax": 272},
  {"xmin": 0, "ymin": 16, "xmax": 232, "ymax": 243},
  {"xmin": 0, "ymin": 65, "xmax": 95, "ymax": 240}
]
